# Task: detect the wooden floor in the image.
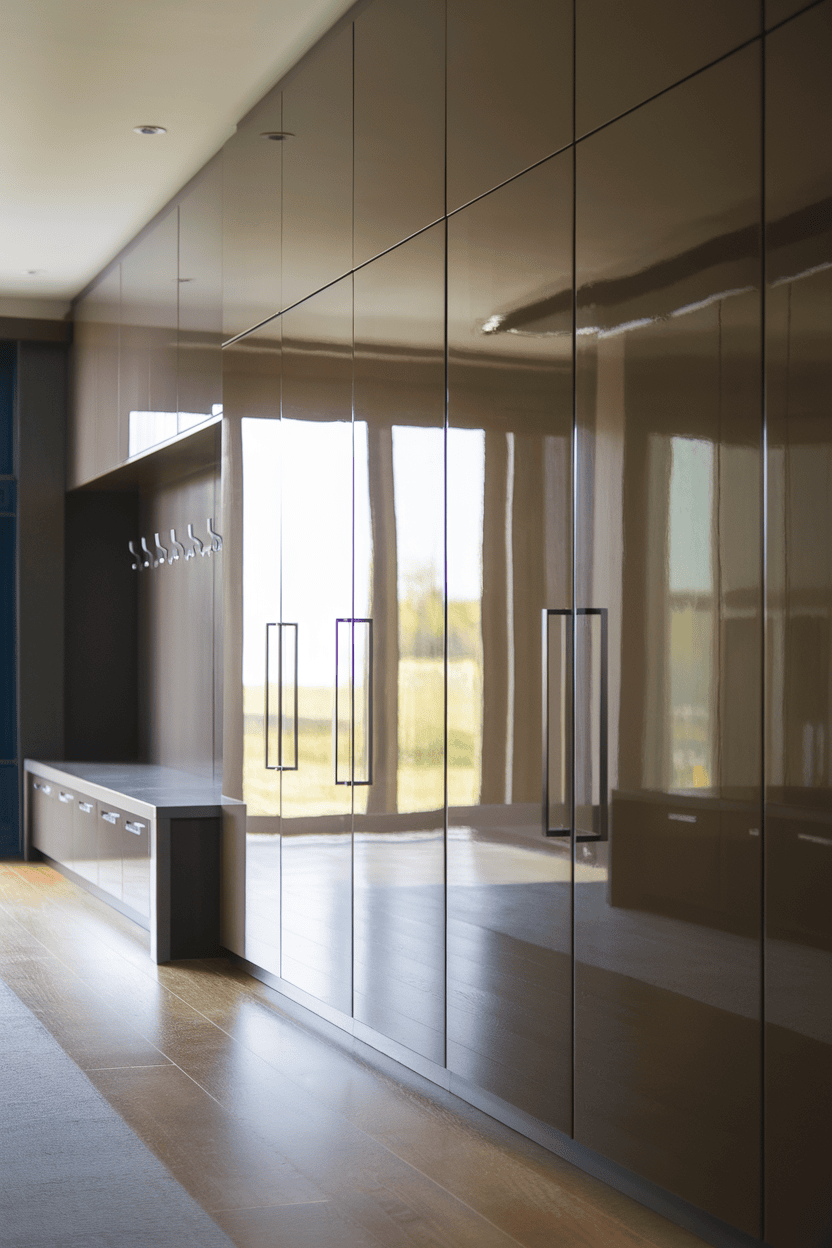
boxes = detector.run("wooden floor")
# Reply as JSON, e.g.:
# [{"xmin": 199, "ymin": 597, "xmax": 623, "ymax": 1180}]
[{"xmin": 0, "ymin": 861, "xmax": 710, "ymax": 1248}]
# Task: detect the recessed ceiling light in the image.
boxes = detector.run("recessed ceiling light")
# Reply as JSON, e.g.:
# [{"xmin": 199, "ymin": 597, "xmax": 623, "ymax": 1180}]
[
  {"xmin": 260, "ymin": 131, "xmax": 294, "ymax": 141},
  {"xmin": 133, "ymin": 125, "xmax": 167, "ymax": 136}
]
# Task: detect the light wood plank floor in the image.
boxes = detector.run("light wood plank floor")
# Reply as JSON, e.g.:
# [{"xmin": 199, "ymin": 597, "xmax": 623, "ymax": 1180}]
[{"xmin": 0, "ymin": 861, "xmax": 710, "ymax": 1248}]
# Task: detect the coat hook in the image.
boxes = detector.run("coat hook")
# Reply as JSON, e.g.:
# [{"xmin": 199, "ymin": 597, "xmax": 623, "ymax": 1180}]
[
  {"xmin": 128, "ymin": 540, "xmax": 144, "ymax": 571},
  {"xmin": 185, "ymin": 523, "xmax": 203, "ymax": 559},
  {"xmin": 154, "ymin": 532, "xmax": 168, "ymax": 565},
  {"xmin": 207, "ymin": 517, "xmax": 223, "ymax": 553},
  {"xmin": 141, "ymin": 536, "xmax": 156, "ymax": 568},
  {"xmin": 168, "ymin": 528, "xmax": 185, "ymax": 564}
]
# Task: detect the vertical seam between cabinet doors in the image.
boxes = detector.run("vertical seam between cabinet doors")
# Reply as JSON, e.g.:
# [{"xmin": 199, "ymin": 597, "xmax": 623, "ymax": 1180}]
[
  {"xmin": 570, "ymin": 0, "xmax": 577, "ymax": 1142},
  {"xmin": 442, "ymin": 0, "xmax": 449, "ymax": 1069},
  {"xmin": 760, "ymin": 21, "xmax": 768, "ymax": 1239},
  {"xmin": 443, "ymin": 213, "xmax": 449, "ymax": 1072},
  {"xmin": 350, "ymin": 16, "xmax": 356, "ymax": 1019}
]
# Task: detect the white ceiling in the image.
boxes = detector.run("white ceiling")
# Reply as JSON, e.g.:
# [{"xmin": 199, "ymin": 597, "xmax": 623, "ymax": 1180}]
[{"xmin": 0, "ymin": 0, "xmax": 355, "ymax": 317}]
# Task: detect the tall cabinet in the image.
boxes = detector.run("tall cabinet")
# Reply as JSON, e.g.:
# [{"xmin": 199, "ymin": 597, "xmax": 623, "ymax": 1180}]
[{"xmin": 182, "ymin": 3, "xmax": 832, "ymax": 1246}]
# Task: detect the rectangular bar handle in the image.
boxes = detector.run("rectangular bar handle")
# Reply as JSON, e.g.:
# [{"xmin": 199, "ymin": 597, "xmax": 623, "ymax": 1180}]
[
  {"xmin": 78, "ymin": 802, "xmax": 94, "ymax": 814},
  {"xmin": 125, "ymin": 821, "xmax": 145, "ymax": 835},
  {"xmin": 335, "ymin": 618, "xmax": 373, "ymax": 786},
  {"xmin": 576, "ymin": 607, "xmax": 608, "ymax": 843},
  {"xmin": 102, "ymin": 811, "xmax": 120, "ymax": 825},
  {"xmin": 265, "ymin": 622, "xmax": 299, "ymax": 771},
  {"xmin": 543, "ymin": 609, "xmax": 572, "ymax": 836},
  {"xmin": 58, "ymin": 791, "xmax": 74, "ymax": 804},
  {"xmin": 34, "ymin": 781, "xmax": 52, "ymax": 795}
]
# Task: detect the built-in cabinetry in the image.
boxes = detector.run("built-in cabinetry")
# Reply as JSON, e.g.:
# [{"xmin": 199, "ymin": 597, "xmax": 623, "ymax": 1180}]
[
  {"xmin": 70, "ymin": 159, "xmax": 223, "ymax": 488},
  {"xmin": 69, "ymin": 3, "xmax": 832, "ymax": 1246}
]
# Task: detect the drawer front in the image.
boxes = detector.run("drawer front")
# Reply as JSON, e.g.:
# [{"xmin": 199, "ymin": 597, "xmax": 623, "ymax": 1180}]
[
  {"xmin": 97, "ymin": 805, "xmax": 124, "ymax": 901},
  {"xmin": 122, "ymin": 814, "xmax": 151, "ymax": 919},
  {"xmin": 72, "ymin": 797, "xmax": 98, "ymax": 885},
  {"xmin": 30, "ymin": 776, "xmax": 72, "ymax": 862}
]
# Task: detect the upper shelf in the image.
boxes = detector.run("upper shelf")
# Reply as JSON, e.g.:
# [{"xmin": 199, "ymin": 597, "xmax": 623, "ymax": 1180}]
[{"xmin": 70, "ymin": 415, "xmax": 221, "ymax": 494}]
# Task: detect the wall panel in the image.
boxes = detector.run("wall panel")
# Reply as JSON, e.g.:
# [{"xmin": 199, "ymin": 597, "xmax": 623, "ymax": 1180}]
[
  {"xmin": 575, "ymin": 45, "xmax": 762, "ymax": 1235},
  {"xmin": 764, "ymin": 6, "xmax": 832, "ymax": 1244}
]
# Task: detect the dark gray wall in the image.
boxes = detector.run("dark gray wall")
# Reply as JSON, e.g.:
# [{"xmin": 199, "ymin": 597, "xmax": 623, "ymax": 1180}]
[{"xmin": 17, "ymin": 341, "xmax": 68, "ymax": 763}]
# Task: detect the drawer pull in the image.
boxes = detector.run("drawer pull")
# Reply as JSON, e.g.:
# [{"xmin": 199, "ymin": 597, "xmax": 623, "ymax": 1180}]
[
  {"xmin": 78, "ymin": 802, "xmax": 94, "ymax": 814},
  {"xmin": 58, "ymin": 791, "xmax": 73, "ymax": 804},
  {"xmin": 34, "ymin": 782, "xmax": 52, "ymax": 795},
  {"xmin": 102, "ymin": 811, "xmax": 120, "ymax": 825},
  {"xmin": 125, "ymin": 821, "xmax": 145, "ymax": 836}
]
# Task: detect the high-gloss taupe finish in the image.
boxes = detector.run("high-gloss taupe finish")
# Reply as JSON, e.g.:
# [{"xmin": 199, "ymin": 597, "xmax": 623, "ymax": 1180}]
[
  {"xmin": 575, "ymin": 45, "xmax": 762, "ymax": 1235},
  {"xmin": 353, "ymin": 0, "xmax": 444, "ymax": 267},
  {"xmin": 69, "ymin": 263, "xmax": 120, "ymax": 486},
  {"xmin": 765, "ymin": 6, "xmax": 832, "ymax": 1245},
  {"xmin": 221, "ymin": 317, "xmax": 282, "ymax": 971},
  {"xmin": 120, "ymin": 208, "xmax": 179, "ymax": 457},
  {"xmin": 766, "ymin": 0, "xmax": 815, "ymax": 28},
  {"xmin": 0, "ymin": 862, "xmax": 710, "ymax": 1248},
  {"xmin": 447, "ymin": 152, "xmax": 574, "ymax": 1133},
  {"xmin": 279, "ymin": 277, "xmax": 353, "ymax": 1014},
  {"xmin": 281, "ymin": 26, "xmax": 353, "ymax": 311},
  {"xmin": 575, "ymin": 0, "xmax": 760, "ymax": 139},
  {"xmin": 178, "ymin": 156, "xmax": 223, "ymax": 430},
  {"xmin": 446, "ymin": 0, "xmax": 572, "ymax": 213},
  {"xmin": 353, "ymin": 224, "xmax": 446, "ymax": 1063},
  {"xmin": 221, "ymin": 85, "xmax": 282, "ymax": 344}
]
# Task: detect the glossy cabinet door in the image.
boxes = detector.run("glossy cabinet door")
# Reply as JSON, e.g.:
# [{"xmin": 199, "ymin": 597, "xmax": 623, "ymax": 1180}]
[
  {"xmin": 353, "ymin": 0, "xmax": 444, "ymax": 267},
  {"xmin": 353, "ymin": 224, "xmax": 446, "ymax": 1062},
  {"xmin": 446, "ymin": 0, "xmax": 572, "ymax": 214},
  {"xmin": 575, "ymin": 47, "xmax": 762, "ymax": 1234},
  {"xmin": 178, "ymin": 156, "xmax": 222, "ymax": 433},
  {"xmin": 447, "ymin": 154, "xmax": 574, "ymax": 1132},
  {"xmin": 70, "ymin": 264, "xmax": 120, "ymax": 486},
  {"xmin": 121, "ymin": 209, "xmax": 179, "ymax": 457},
  {"xmin": 280, "ymin": 277, "xmax": 353, "ymax": 1014},
  {"xmin": 765, "ymin": 7, "xmax": 832, "ymax": 1244},
  {"xmin": 282, "ymin": 26, "xmax": 353, "ymax": 312},
  {"xmin": 575, "ymin": 0, "xmax": 760, "ymax": 139},
  {"xmin": 222, "ymin": 317, "xmax": 283, "ymax": 976},
  {"xmin": 222, "ymin": 85, "xmax": 282, "ymax": 344}
]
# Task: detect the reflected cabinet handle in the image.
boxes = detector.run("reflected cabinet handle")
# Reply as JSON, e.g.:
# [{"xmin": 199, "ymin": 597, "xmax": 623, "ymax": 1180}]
[
  {"xmin": 334, "ymin": 618, "xmax": 373, "ymax": 787},
  {"xmin": 542, "ymin": 607, "xmax": 608, "ymax": 841},
  {"xmin": 543, "ymin": 609, "xmax": 572, "ymax": 836},
  {"xmin": 264, "ymin": 622, "xmax": 299, "ymax": 772}
]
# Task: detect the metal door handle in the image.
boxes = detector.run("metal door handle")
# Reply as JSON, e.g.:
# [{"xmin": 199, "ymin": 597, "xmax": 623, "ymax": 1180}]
[
  {"xmin": 335, "ymin": 618, "xmax": 373, "ymax": 786},
  {"xmin": 265, "ymin": 622, "xmax": 299, "ymax": 771},
  {"xmin": 576, "ymin": 607, "xmax": 608, "ymax": 843},
  {"xmin": 58, "ymin": 791, "xmax": 73, "ymax": 804},
  {"xmin": 125, "ymin": 821, "xmax": 145, "ymax": 835},
  {"xmin": 543, "ymin": 607, "xmax": 608, "ymax": 841},
  {"xmin": 102, "ymin": 811, "xmax": 120, "ymax": 825},
  {"xmin": 543, "ymin": 609, "xmax": 572, "ymax": 836},
  {"xmin": 79, "ymin": 802, "xmax": 93, "ymax": 814}
]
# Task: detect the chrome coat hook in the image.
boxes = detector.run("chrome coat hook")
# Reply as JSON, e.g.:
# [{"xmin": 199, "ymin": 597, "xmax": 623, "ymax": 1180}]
[
  {"xmin": 141, "ymin": 536, "xmax": 156, "ymax": 568},
  {"xmin": 154, "ymin": 532, "xmax": 168, "ymax": 565},
  {"xmin": 128, "ymin": 540, "xmax": 145, "ymax": 571},
  {"xmin": 168, "ymin": 529, "xmax": 185, "ymax": 564},
  {"xmin": 185, "ymin": 523, "xmax": 203, "ymax": 559},
  {"xmin": 207, "ymin": 517, "xmax": 223, "ymax": 553}
]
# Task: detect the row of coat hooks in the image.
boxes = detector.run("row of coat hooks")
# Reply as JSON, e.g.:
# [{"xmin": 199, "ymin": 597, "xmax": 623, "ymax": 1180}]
[{"xmin": 129, "ymin": 519, "xmax": 223, "ymax": 570}]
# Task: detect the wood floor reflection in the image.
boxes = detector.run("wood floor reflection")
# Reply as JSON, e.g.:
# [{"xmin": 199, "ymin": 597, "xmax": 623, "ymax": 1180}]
[{"xmin": 0, "ymin": 861, "xmax": 710, "ymax": 1248}]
